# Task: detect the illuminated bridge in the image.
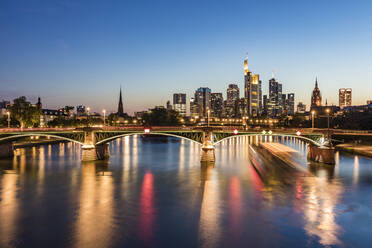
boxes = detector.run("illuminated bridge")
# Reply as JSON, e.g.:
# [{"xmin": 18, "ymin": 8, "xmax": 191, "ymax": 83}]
[{"xmin": 0, "ymin": 127, "xmax": 328, "ymax": 164}]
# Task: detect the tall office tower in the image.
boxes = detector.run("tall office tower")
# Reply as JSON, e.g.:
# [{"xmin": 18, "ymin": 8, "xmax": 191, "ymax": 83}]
[
  {"xmin": 249, "ymin": 74, "xmax": 261, "ymax": 117},
  {"xmin": 278, "ymin": 83, "xmax": 283, "ymax": 114},
  {"xmin": 236, "ymin": 98, "xmax": 248, "ymax": 118},
  {"xmin": 194, "ymin": 87, "xmax": 211, "ymax": 117},
  {"xmin": 190, "ymin": 97, "xmax": 198, "ymax": 117},
  {"xmin": 259, "ymin": 79, "xmax": 263, "ymax": 115},
  {"xmin": 118, "ymin": 86, "xmax": 124, "ymax": 116},
  {"xmin": 173, "ymin": 93, "xmax": 186, "ymax": 116},
  {"xmin": 268, "ymin": 77, "xmax": 280, "ymax": 117},
  {"xmin": 311, "ymin": 78, "xmax": 322, "ymax": 109},
  {"xmin": 286, "ymin": 93, "xmax": 295, "ymax": 115},
  {"xmin": 297, "ymin": 102, "xmax": 306, "ymax": 113},
  {"xmin": 281, "ymin": 93, "xmax": 286, "ymax": 114},
  {"xmin": 244, "ymin": 54, "xmax": 252, "ymax": 106},
  {"xmin": 339, "ymin": 88, "xmax": 352, "ymax": 109},
  {"xmin": 226, "ymin": 84, "xmax": 240, "ymax": 117},
  {"xmin": 211, "ymin": 93, "xmax": 223, "ymax": 117},
  {"xmin": 263, "ymin": 95, "xmax": 268, "ymax": 115}
]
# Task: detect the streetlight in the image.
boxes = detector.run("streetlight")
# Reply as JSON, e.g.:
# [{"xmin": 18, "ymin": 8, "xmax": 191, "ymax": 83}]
[
  {"xmin": 207, "ymin": 109, "xmax": 210, "ymax": 127},
  {"xmin": 86, "ymin": 107, "xmax": 90, "ymax": 127},
  {"xmin": 326, "ymin": 108, "xmax": 330, "ymax": 140},
  {"xmin": 102, "ymin": 109, "xmax": 106, "ymax": 126},
  {"xmin": 6, "ymin": 111, "xmax": 10, "ymax": 128},
  {"xmin": 311, "ymin": 110, "xmax": 316, "ymax": 130}
]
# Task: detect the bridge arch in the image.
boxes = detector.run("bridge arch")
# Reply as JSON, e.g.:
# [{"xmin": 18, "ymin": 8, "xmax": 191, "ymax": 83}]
[
  {"xmin": 213, "ymin": 133, "xmax": 322, "ymax": 146},
  {"xmin": 0, "ymin": 133, "xmax": 85, "ymax": 146},
  {"xmin": 95, "ymin": 132, "xmax": 203, "ymax": 146}
]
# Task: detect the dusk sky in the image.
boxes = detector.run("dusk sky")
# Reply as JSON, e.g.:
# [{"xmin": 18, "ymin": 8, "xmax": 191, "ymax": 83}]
[{"xmin": 1, "ymin": 0, "xmax": 372, "ymax": 114}]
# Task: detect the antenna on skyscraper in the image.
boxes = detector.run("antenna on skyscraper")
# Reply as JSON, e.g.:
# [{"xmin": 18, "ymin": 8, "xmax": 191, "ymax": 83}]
[{"xmin": 272, "ymin": 69, "xmax": 275, "ymax": 79}]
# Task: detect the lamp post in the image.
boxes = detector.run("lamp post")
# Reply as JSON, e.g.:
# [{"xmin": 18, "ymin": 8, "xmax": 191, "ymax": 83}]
[
  {"xmin": 86, "ymin": 107, "xmax": 90, "ymax": 127},
  {"xmin": 6, "ymin": 111, "xmax": 10, "ymax": 128},
  {"xmin": 326, "ymin": 108, "xmax": 330, "ymax": 140},
  {"xmin": 207, "ymin": 109, "xmax": 210, "ymax": 127},
  {"xmin": 102, "ymin": 109, "xmax": 106, "ymax": 127},
  {"xmin": 311, "ymin": 110, "xmax": 315, "ymax": 130}
]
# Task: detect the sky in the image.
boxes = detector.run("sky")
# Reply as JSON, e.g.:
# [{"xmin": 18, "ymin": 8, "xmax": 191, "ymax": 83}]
[{"xmin": 1, "ymin": 0, "xmax": 372, "ymax": 114}]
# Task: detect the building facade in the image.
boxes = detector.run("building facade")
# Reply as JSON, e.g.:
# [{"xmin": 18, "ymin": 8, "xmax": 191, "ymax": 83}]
[
  {"xmin": 339, "ymin": 88, "xmax": 352, "ymax": 109},
  {"xmin": 173, "ymin": 93, "xmax": 186, "ymax": 116},
  {"xmin": 193, "ymin": 87, "xmax": 211, "ymax": 117},
  {"xmin": 211, "ymin": 93, "xmax": 223, "ymax": 117},
  {"xmin": 226, "ymin": 84, "xmax": 239, "ymax": 117}
]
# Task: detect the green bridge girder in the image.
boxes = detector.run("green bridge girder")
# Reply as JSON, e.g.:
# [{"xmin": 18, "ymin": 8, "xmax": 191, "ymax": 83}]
[{"xmin": 0, "ymin": 130, "xmax": 324, "ymax": 146}]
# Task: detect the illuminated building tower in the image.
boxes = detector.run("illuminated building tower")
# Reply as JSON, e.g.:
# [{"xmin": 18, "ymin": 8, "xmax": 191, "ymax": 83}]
[
  {"xmin": 244, "ymin": 54, "xmax": 252, "ymax": 113},
  {"xmin": 339, "ymin": 88, "xmax": 352, "ymax": 109},
  {"xmin": 194, "ymin": 87, "xmax": 211, "ymax": 117},
  {"xmin": 211, "ymin": 93, "xmax": 223, "ymax": 117},
  {"xmin": 118, "ymin": 86, "xmax": 124, "ymax": 116},
  {"xmin": 226, "ymin": 84, "xmax": 239, "ymax": 117},
  {"xmin": 173, "ymin": 93, "xmax": 186, "ymax": 116},
  {"xmin": 311, "ymin": 78, "xmax": 322, "ymax": 109},
  {"xmin": 249, "ymin": 74, "xmax": 261, "ymax": 117},
  {"xmin": 268, "ymin": 77, "xmax": 279, "ymax": 117}
]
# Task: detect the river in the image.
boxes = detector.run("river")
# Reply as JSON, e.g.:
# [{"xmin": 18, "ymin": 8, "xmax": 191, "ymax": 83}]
[{"xmin": 0, "ymin": 135, "xmax": 372, "ymax": 247}]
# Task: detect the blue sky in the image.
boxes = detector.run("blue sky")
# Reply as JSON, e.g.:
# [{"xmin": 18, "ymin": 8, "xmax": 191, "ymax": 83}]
[{"xmin": 1, "ymin": 0, "xmax": 372, "ymax": 114}]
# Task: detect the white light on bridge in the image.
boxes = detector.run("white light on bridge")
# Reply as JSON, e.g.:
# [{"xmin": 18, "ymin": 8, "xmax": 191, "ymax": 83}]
[
  {"xmin": 233, "ymin": 129, "xmax": 239, "ymax": 135},
  {"xmin": 296, "ymin": 130, "xmax": 302, "ymax": 136},
  {"xmin": 262, "ymin": 130, "xmax": 266, "ymax": 135},
  {"xmin": 144, "ymin": 128, "xmax": 151, "ymax": 134},
  {"xmin": 268, "ymin": 130, "xmax": 273, "ymax": 135}
]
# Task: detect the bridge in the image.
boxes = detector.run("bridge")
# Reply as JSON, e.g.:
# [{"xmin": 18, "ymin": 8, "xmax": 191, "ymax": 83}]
[{"xmin": 0, "ymin": 127, "xmax": 331, "ymax": 164}]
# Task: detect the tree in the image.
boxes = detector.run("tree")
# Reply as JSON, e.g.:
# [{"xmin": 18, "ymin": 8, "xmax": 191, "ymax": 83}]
[
  {"xmin": 9, "ymin": 96, "xmax": 41, "ymax": 128},
  {"xmin": 142, "ymin": 108, "xmax": 181, "ymax": 126}
]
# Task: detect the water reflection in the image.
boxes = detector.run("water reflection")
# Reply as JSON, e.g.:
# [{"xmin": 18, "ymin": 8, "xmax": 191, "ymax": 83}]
[
  {"xmin": 139, "ymin": 172, "xmax": 155, "ymax": 245},
  {"xmin": 198, "ymin": 165, "xmax": 221, "ymax": 248},
  {"xmin": 302, "ymin": 164, "xmax": 343, "ymax": 246},
  {"xmin": 74, "ymin": 161, "xmax": 114, "ymax": 248}
]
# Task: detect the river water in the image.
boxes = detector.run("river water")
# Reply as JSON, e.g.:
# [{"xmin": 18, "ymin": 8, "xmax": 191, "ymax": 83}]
[{"xmin": 0, "ymin": 135, "xmax": 372, "ymax": 248}]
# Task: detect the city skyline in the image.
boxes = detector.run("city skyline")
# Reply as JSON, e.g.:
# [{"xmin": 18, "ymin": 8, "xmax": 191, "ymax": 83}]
[{"xmin": 2, "ymin": 0, "xmax": 372, "ymax": 114}]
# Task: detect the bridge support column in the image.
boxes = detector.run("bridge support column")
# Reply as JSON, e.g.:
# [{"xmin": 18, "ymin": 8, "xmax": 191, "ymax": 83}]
[
  {"xmin": 82, "ymin": 144, "xmax": 110, "ymax": 161},
  {"xmin": 201, "ymin": 128, "xmax": 215, "ymax": 165},
  {"xmin": 307, "ymin": 144, "xmax": 335, "ymax": 164},
  {"xmin": 0, "ymin": 142, "xmax": 14, "ymax": 159},
  {"xmin": 81, "ymin": 128, "xmax": 110, "ymax": 162}
]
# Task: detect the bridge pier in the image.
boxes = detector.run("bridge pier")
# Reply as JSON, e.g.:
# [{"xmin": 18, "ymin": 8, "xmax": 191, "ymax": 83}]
[
  {"xmin": 307, "ymin": 144, "xmax": 335, "ymax": 164},
  {"xmin": 200, "ymin": 128, "xmax": 215, "ymax": 165},
  {"xmin": 82, "ymin": 144, "xmax": 110, "ymax": 161},
  {"xmin": 0, "ymin": 142, "xmax": 14, "ymax": 159}
]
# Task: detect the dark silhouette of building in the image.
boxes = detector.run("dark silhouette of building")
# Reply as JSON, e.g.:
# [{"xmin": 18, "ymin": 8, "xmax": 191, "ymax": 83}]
[
  {"xmin": 117, "ymin": 87, "xmax": 124, "ymax": 116},
  {"xmin": 211, "ymin": 93, "xmax": 223, "ymax": 117}
]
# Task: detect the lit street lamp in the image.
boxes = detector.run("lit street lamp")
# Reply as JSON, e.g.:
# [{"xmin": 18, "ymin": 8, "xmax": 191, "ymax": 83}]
[
  {"xmin": 102, "ymin": 109, "xmax": 106, "ymax": 126},
  {"xmin": 326, "ymin": 108, "xmax": 330, "ymax": 140},
  {"xmin": 6, "ymin": 111, "xmax": 10, "ymax": 128},
  {"xmin": 207, "ymin": 109, "xmax": 210, "ymax": 127},
  {"xmin": 311, "ymin": 110, "xmax": 316, "ymax": 130}
]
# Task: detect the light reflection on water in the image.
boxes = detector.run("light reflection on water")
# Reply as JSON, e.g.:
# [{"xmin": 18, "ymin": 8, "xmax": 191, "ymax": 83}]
[{"xmin": 0, "ymin": 136, "xmax": 372, "ymax": 247}]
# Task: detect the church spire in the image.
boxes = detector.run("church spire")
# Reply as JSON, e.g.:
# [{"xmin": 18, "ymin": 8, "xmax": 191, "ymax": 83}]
[
  {"xmin": 315, "ymin": 77, "xmax": 318, "ymax": 88},
  {"xmin": 118, "ymin": 86, "xmax": 124, "ymax": 115}
]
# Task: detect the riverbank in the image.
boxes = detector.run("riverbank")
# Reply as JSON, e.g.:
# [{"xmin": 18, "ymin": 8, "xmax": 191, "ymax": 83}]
[{"xmin": 336, "ymin": 143, "xmax": 372, "ymax": 158}]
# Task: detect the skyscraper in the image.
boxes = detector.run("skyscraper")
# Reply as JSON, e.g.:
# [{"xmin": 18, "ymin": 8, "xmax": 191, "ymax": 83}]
[
  {"xmin": 311, "ymin": 78, "xmax": 322, "ymax": 109},
  {"xmin": 194, "ymin": 87, "xmax": 211, "ymax": 117},
  {"xmin": 211, "ymin": 93, "xmax": 223, "ymax": 117},
  {"xmin": 297, "ymin": 102, "xmax": 306, "ymax": 113},
  {"xmin": 190, "ymin": 97, "xmax": 198, "ymax": 117},
  {"xmin": 268, "ymin": 77, "xmax": 280, "ymax": 117},
  {"xmin": 118, "ymin": 87, "xmax": 124, "ymax": 116},
  {"xmin": 226, "ymin": 84, "xmax": 239, "ymax": 117},
  {"xmin": 286, "ymin": 93, "xmax": 295, "ymax": 115},
  {"xmin": 339, "ymin": 88, "xmax": 352, "ymax": 109},
  {"xmin": 173, "ymin": 93, "xmax": 186, "ymax": 116},
  {"xmin": 249, "ymin": 74, "xmax": 261, "ymax": 117},
  {"xmin": 243, "ymin": 55, "xmax": 262, "ymax": 117}
]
